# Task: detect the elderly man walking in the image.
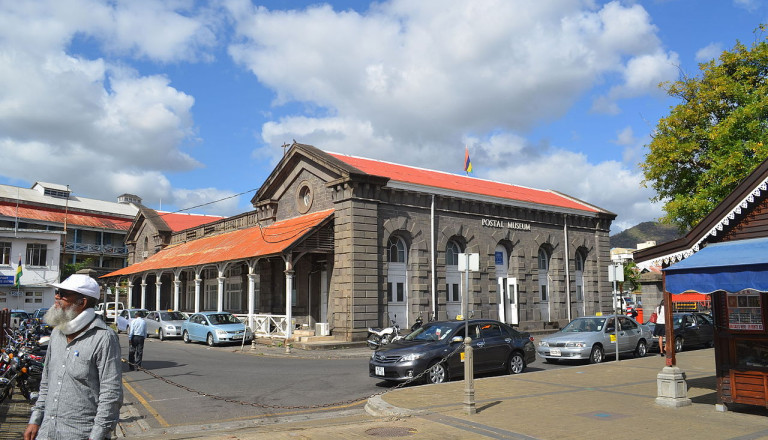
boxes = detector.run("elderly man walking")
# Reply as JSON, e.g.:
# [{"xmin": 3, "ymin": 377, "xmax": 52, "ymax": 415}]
[{"xmin": 24, "ymin": 274, "xmax": 122, "ymax": 440}]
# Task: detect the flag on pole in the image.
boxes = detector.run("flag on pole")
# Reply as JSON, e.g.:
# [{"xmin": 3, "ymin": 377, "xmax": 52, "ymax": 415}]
[
  {"xmin": 464, "ymin": 146, "xmax": 473, "ymax": 174},
  {"xmin": 15, "ymin": 256, "xmax": 22, "ymax": 287}
]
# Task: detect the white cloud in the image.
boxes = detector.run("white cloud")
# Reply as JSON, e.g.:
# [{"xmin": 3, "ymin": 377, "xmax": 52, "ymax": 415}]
[
  {"xmin": 0, "ymin": 1, "xmax": 227, "ymax": 212},
  {"xmin": 232, "ymin": 0, "xmax": 670, "ymax": 230},
  {"xmin": 696, "ymin": 43, "xmax": 723, "ymax": 63}
]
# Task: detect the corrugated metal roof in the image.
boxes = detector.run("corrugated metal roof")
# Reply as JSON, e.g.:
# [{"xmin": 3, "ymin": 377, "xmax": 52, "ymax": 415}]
[
  {"xmin": 0, "ymin": 202, "xmax": 133, "ymax": 230},
  {"xmin": 154, "ymin": 211, "xmax": 226, "ymax": 232},
  {"xmin": 0, "ymin": 183, "xmax": 138, "ymax": 217},
  {"xmin": 328, "ymin": 152, "xmax": 599, "ymax": 213},
  {"xmin": 103, "ymin": 209, "xmax": 334, "ymax": 277}
]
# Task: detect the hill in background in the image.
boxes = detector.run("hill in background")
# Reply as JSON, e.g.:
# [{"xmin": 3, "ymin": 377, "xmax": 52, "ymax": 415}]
[{"xmin": 610, "ymin": 221, "xmax": 684, "ymax": 249}]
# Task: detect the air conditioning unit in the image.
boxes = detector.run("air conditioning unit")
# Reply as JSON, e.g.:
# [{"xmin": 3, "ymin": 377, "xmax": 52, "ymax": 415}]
[
  {"xmin": 142, "ymin": 251, "xmax": 148, "ymax": 258},
  {"xmin": 315, "ymin": 322, "xmax": 330, "ymax": 336}
]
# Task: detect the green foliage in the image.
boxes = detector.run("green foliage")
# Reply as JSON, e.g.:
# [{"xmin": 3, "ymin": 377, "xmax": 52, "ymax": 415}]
[
  {"xmin": 642, "ymin": 28, "xmax": 768, "ymax": 232},
  {"xmin": 61, "ymin": 257, "xmax": 96, "ymax": 280}
]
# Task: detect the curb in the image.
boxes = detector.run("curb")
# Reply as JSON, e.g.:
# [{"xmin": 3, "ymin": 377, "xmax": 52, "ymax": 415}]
[{"xmin": 364, "ymin": 395, "xmax": 417, "ymax": 418}]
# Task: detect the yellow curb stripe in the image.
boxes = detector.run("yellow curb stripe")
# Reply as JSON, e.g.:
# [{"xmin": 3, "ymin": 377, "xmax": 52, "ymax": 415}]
[{"xmin": 122, "ymin": 378, "xmax": 170, "ymax": 427}]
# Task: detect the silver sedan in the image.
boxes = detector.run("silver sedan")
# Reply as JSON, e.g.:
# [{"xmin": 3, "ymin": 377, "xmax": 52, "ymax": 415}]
[
  {"xmin": 146, "ymin": 310, "xmax": 187, "ymax": 340},
  {"xmin": 536, "ymin": 315, "xmax": 652, "ymax": 364}
]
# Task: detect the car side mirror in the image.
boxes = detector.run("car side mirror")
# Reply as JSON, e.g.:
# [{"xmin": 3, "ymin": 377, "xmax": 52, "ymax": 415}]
[
  {"xmin": 451, "ymin": 336, "xmax": 464, "ymax": 344},
  {"xmin": 606, "ymin": 327, "xmax": 615, "ymax": 333}
]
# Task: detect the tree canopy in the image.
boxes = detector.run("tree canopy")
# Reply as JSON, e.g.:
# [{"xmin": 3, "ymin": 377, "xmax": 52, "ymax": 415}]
[{"xmin": 642, "ymin": 28, "xmax": 768, "ymax": 232}]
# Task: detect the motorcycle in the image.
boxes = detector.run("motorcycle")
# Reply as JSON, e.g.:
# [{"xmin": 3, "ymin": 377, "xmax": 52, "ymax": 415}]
[
  {"xmin": 0, "ymin": 326, "xmax": 46, "ymax": 403},
  {"xmin": 367, "ymin": 315, "xmax": 401, "ymax": 350}
]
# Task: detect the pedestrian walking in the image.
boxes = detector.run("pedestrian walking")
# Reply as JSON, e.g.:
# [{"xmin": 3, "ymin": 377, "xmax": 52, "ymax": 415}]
[
  {"xmin": 654, "ymin": 299, "xmax": 666, "ymax": 356},
  {"xmin": 128, "ymin": 310, "xmax": 147, "ymax": 370},
  {"xmin": 24, "ymin": 274, "xmax": 122, "ymax": 440}
]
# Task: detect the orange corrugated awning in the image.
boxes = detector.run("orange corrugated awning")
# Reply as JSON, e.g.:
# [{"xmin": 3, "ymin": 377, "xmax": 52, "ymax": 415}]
[{"xmin": 103, "ymin": 209, "xmax": 334, "ymax": 277}]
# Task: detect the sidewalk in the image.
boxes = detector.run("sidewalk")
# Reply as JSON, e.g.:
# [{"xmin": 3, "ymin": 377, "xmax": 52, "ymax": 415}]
[{"xmin": 4, "ymin": 348, "xmax": 768, "ymax": 439}]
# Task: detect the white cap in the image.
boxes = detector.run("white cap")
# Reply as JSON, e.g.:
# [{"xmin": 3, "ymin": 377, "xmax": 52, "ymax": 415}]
[{"xmin": 50, "ymin": 274, "xmax": 100, "ymax": 299}]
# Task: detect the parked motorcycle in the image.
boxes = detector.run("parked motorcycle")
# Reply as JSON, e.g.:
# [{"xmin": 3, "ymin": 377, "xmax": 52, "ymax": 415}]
[
  {"xmin": 0, "ymin": 325, "xmax": 47, "ymax": 403},
  {"xmin": 367, "ymin": 315, "xmax": 401, "ymax": 350}
]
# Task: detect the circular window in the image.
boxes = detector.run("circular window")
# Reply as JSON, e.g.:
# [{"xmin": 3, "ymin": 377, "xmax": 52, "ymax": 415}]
[{"xmin": 296, "ymin": 182, "xmax": 313, "ymax": 213}]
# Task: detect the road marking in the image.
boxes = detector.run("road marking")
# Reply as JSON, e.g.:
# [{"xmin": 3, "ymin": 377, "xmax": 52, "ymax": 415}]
[{"xmin": 122, "ymin": 378, "xmax": 170, "ymax": 427}]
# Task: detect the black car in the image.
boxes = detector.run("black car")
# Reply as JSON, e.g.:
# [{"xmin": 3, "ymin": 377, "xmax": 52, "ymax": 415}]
[
  {"xmin": 648, "ymin": 312, "xmax": 714, "ymax": 352},
  {"xmin": 369, "ymin": 319, "xmax": 536, "ymax": 384}
]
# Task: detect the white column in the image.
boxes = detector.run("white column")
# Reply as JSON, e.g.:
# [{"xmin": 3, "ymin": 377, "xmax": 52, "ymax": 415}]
[
  {"xmin": 194, "ymin": 278, "xmax": 201, "ymax": 313},
  {"xmin": 155, "ymin": 280, "xmax": 162, "ymax": 311},
  {"xmin": 127, "ymin": 281, "xmax": 133, "ymax": 309},
  {"xmin": 247, "ymin": 273, "xmax": 258, "ymax": 330},
  {"xmin": 173, "ymin": 279, "xmax": 181, "ymax": 311},
  {"xmin": 113, "ymin": 283, "xmax": 119, "ymax": 325},
  {"xmin": 285, "ymin": 264, "xmax": 294, "ymax": 339},
  {"xmin": 217, "ymin": 276, "xmax": 225, "ymax": 312},
  {"xmin": 140, "ymin": 283, "xmax": 147, "ymax": 310}
]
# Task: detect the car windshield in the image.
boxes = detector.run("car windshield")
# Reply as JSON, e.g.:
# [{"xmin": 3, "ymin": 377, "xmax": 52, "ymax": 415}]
[
  {"xmin": 11, "ymin": 312, "xmax": 28, "ymax": 319},
  {"xmin": 404, "ymin": 323, "xmax": 456, "ymax": 342},
  {"xmin": 161, "ymin": 312, "xmax": 186, "ymax": 321},
  {"xmin": 207, "ymin": 314, "xmax": 241, "ymax": 325},
  {"xmin": 561, "ymin": 317, "xmax": 606, "ymax": 332}
]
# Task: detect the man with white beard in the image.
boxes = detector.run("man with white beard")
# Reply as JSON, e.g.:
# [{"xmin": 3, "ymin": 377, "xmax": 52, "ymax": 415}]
[{"xmin": 24, "ymin": 274, "xmax": 122, "ymax": 440}]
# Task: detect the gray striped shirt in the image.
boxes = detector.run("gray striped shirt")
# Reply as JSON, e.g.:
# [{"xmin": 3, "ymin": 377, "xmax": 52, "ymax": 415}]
[{"xmin": 29, "ymin": 316, "xmax": 123, "ymax": 439}]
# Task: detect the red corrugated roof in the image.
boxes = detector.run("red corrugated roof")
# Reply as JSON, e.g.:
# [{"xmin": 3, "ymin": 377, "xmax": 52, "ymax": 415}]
[
  {"xmin": 0, "ymin": 202, "xmax": 133, "ymax": 230},
  {"xmin": 156, "ymin": 211, "xmax": 226, "ymax": 232},
  {"xmin": 329, "ymin": 153, "xmax": 598, "ymax": 212},
  {"xmin": 103, "ymin": 209, "xmax": 334, "ymax": 277}
]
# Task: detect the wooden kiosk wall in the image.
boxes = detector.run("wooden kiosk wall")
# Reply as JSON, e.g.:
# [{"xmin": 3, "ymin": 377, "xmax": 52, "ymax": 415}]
[{"xmin": 713, "ymin": 290, "xmax": 768, "ymax": 407}]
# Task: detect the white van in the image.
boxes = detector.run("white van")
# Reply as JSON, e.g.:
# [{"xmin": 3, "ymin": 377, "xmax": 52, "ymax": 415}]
[{"xmin": 95, "ymin": 302, "xmax": 125, "ymax": 319}]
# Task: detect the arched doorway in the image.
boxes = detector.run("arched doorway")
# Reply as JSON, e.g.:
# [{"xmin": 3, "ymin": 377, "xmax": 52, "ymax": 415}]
[
  {"xmin": 386, "ymin": 235, "xmax": 408, "ymax": 326},
  {"xmin": 495, "ymin": 244, "xmax": 518, "ymax": 325},
  {"xmin": 538, "ymin": 246, "xmax": 551, "ymax": 322},
  {"xmin": 445, "ymin": 239, "xmax": 462, "ymax": 319}
]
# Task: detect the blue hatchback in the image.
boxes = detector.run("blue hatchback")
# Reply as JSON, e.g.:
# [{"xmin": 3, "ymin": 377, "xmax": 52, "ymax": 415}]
[{"xmin": 182, "ymin": 311, "xmax": 253, "ymax": 346}]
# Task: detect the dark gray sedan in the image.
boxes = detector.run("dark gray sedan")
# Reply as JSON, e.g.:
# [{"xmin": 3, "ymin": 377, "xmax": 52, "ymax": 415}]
[{"xmin": 369, "ymin": 319, "xmax": 536, "ymax": 384}]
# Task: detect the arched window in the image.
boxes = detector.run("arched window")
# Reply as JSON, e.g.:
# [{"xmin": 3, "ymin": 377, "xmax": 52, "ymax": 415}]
[
  {"xmin": 445, "ymin": 240, "xmax": 462, "ymax": 311},
  {"xmin": 575, "ymin": 250, "xmax": 586, "ymax": 302},
  {"xmin": 143, "ymin": 237, "xmax": 149, "ymax": 260},
  {"xmin": 538, "ymin": 247, "xmax": 550, "ymax": 301},
  {"xmin": 387, "ymin": 236, "xmax": 406, "ymax": 263}
]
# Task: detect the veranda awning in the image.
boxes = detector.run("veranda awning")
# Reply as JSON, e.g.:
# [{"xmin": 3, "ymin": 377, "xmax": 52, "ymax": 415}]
[{"xmin": 663, "ymin": 237, "xmax": 768, "ymax": 294}]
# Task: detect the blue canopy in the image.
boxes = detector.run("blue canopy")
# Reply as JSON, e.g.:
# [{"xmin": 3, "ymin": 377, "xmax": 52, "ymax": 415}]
[{"xmin": 663, "ymin": 237, "xmax": 768, "ymax": 294}]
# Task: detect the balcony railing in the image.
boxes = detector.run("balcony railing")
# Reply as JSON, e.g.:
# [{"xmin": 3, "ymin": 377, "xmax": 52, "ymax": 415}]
[{"xmin": 63, "ymin": 242, "xmax": 128, "ymax": 256}]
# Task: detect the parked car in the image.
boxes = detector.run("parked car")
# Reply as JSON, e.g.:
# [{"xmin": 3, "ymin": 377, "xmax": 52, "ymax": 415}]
[
  {"xmin": 116, "ymin": 308, "xmax": 149, "ymax": 333},
  {"xmin": 369, "ymin": 319, "xmax": 536, "ymax": 384},
  {"xmin": 647, "ymin": 312, "xmax": 714, "ymax": 352},
  {"xmin": 536, "ymin": 315, "xmax": 652, "ymax": 364},
  {"xmin": 182, "ymin": 312, "xmax": 253, "ymax": 346},
  {"xmin": 30, "ymin": 308, "xmax": 51, "ymax": 332},
  {"xmin": 95, "ymin": 302, "xmax": 125, "ymax": 320},
  {"xmin": 146, "ymin": 310, "xmax": 187, "ymax": 340}
]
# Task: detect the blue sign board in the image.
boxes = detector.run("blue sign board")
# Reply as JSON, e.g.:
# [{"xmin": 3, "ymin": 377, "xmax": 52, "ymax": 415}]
[
  {"xmin": 0, "ymin": 275, "xmax": 15, "ymax": 285},
  {"xmin": 495, "ymin": 251, "xmax": 504, "ymax": 265}
]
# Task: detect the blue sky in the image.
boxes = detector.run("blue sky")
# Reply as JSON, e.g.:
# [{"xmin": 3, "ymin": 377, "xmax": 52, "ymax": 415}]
[{"xmin": 1, "ymin": 0, "xmax": 766, "ymax": 233}]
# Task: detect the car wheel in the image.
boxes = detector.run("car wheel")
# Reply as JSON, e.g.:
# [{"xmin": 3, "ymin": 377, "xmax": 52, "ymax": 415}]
[
  {"xmin": 589, "ymin": 345, "xmax": 604, "ymax": 364},
  {"xmin": 675, "ymin": 337, "xmax": 683, "ymax": 353},
  {"xmin": 158, "ymin": 329, "xmax": 165, "ymax": 341},
  {"xmin": 507, "ymin": 352, "xmax": 525, "ymax": 374},
  {"xmin": 207, "ymin": 333, "xmax": 216, "ymax": 347},
  {"xmin": 183, "ymin": 331, "xmax": 190, "ymax": 343},
  {"xmin": 635, "ymin": 340, "xmax": 647, "ymax": 358},
  {"xmin": 426, "ymin": 361, "xmax": 448, "ymax": 384}
]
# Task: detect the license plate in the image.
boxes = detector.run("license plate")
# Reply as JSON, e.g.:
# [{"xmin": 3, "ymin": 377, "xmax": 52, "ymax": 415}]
[
  {"xmin": 550, "ymin": 348, "xmax": 561, "ymax": 357},
  {"xmin": 232, "ymin": 335, "xmax": 243, "ymax": 340},
  {"xmin": 375, "ymin": 366, "xmax": 384, "ymax": 376}
]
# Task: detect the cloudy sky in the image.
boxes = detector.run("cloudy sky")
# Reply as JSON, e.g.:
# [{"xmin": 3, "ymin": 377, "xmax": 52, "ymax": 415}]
[{"xmin": 0, "ymin": 0, "xmax": 765, "ymax": 233}]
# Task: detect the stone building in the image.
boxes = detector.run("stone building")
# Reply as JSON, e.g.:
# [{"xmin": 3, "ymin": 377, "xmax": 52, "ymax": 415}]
[{"xmin": 104, "ymin": 143, "xmax": 616, "ymax": 341}]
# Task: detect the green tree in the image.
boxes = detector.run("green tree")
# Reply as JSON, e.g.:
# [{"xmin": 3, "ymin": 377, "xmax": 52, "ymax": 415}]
[
  {"xmin": 642, "ymin": 28, "xmax": 768, "ymax": 232},
  {"xmin": 61, "ymin": 257, "xmax": 96, "ymax": 280}
]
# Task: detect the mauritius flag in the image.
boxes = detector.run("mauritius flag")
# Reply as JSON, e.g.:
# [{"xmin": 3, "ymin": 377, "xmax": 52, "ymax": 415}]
[
  {"xmin": 464, "ymin": 147, "xmax": 473, "ymax": 173},
  {"xmin": 15, "ymin": 256, "xmax": 22, "ymax": 287}
]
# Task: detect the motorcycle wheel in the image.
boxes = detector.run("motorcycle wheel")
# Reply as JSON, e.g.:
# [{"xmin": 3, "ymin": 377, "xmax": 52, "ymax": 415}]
[
  {"xmin": 19, "ymin": 380, "xmax": 30, "ymax": 401},
  {"xmin": 367, "ymin": 335, "xmax": 380, "ymax": 350},
  {"xmin": 0, "ymin": 380, "xmax": 14, "ymax": 404}
]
